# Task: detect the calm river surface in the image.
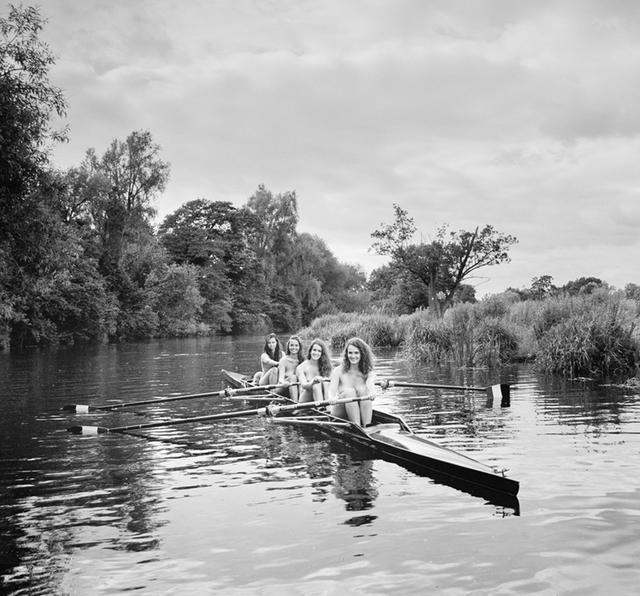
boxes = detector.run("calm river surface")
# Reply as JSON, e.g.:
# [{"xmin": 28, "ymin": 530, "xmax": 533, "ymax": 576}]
[{"xmin": 1, "ymin": 336, "xmax": 639, "ymax": 595}]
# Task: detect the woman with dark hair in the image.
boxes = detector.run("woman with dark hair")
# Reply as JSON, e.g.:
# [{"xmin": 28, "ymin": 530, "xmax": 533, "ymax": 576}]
[
  {"xmin": 328, "ymin": 337, "xmax": 376, "ymax": 426},
  {"xmin": 277, "ymin": 335, "xmax": 304, "ymax": 401},
  {"xmin": 296, "ymin": 338, "xmax": 332, "ymax": 403},
  {"xmin": 253, "ymin": 333, "xmax": 283, "ymax": 385}
]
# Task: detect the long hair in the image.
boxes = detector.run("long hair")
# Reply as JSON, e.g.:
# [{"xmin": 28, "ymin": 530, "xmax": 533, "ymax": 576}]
[
  {"xmin": 263, "ymin": 333, "xmax": 282, "ymax": 361},
  {"xmin": 307, "ymin": 338, "xmax": 333, "ymax": 377},
  {"xmin": 286, "ymin": 335, "xmax": 305, "ymax": 364},
  {"xmin": 341, "ymin": 337, "xmax": 374, "ymax": 376}
]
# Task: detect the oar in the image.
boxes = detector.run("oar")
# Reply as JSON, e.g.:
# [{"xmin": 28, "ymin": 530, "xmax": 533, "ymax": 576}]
[
  {"xmin": 227, "ymin": 393, "xmax": 289, "ymax": 402},
  {"xmin": 67, "ymin": 394, "xmax": 372, "ymax": 435},
  {"xmin": 61, "ymin": 383, "xmax": 294, "ymax": 413},
  {"xmin": 377, "ymin": 379, "xmax": 511, "ymax": 407}
]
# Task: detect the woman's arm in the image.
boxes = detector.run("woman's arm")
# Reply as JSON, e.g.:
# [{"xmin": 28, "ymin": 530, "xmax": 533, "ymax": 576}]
[
  {"xmin": 327, "ymin": 366, "xmax": 341, "ymax": 403},
  {"xmin": 365, "ymin": 371, "xmax": 377, "ymax": 400},
  {"xmin": 296, "ymin": 362, "xmax": 312, "ymax": 390},
  {"xmin": 261, "ymin": 352, "xmax": 278, "ymax": 368},
  {"xmin": 277, "ymin": 357, "xmax": 287, "ymax": 383}
]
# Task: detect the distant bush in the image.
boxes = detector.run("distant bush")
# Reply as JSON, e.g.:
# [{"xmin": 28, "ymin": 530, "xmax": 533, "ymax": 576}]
[
  {"xmin": 298, "ymin": 311, "xmax": 405, "ymax": 350},
  {"xmin": 536, "ymin": 295, "xmax": 639, "ymax": 378}
]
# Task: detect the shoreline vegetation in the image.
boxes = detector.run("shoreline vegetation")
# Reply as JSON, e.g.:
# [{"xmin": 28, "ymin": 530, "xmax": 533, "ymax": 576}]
[{"xmin": 298, "ymin": 289, "xmax": 640, "ymax": 382}]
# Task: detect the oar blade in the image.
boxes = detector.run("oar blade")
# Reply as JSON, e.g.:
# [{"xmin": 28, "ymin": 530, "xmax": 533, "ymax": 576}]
[
  {"xmin": 485, "ymin": 384, "xmax": 511, "ymax": 407},
  {"xmin": 62, "ymin": 404, "xmax": 93, "ymax": 413},
  {"xmin": 67, "ymin": 425, "xmax": 109, "ymax": 435}
]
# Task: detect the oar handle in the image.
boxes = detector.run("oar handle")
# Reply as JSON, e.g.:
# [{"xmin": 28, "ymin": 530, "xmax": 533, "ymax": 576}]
[
  {"xmin": 264, "ymin": 394, "xmax": 373, "ymax": 417},
  {"xmin": 377, "ymin": 379, "xmax": 486, "ymax": 392},
  {"xmin": 240, "ymin": 381, "xmax": 299, "ymax": 392}
]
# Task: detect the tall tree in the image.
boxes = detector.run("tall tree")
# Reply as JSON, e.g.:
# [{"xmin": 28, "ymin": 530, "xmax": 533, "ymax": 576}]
[
  {"xmin": 53, "ymin": 151, "xmax": 111, "ymax": 225},
  {"xmin": 0, "ymin": 5, "xmax": 68, "ymax": 347},
  {"xmin": 243, "ymin": 185, "xmax": 302, "ymax": 329},
  {"xmin": 529, "ymin": 275, "xmax": 556, "ymax": 299},
  {"xmin": 245, "ymin": 185, "xmax": 298, "ymax": 278},
  {"xmin": 291, "ymin": 233, "xmax": 367, "ymax": 321},
  {"xmin": 65, "ymin": 131, "xmax": 171, "ymax": 339},
  {"xmin": 158, "ymin": 199, "xmax": 267, "ymax": 333},
  {"xmin": 159, "ymin": 199, "xmax": 238, "ymax": 266},
  {"xmin": 90, "ymin": 130, "xmax": 170, "ymax": 275},
  {"xmin": 370, "ymin": 204, "xmax": 516, "ymax": 314},
  {"xmin": 368, "ymin": 264, "xmax": 430, "ymax": 314},
  {"xmin": 81, "ymin": 131, "xmax": 170, "ymax": 275},
  {"xmin": 0, "ymin": 4, "xmax": 66, "ymax": 204}
]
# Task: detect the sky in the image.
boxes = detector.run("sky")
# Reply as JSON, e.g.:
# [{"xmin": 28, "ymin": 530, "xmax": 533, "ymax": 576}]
[{"xmin": 27, "ymin": 0, "xmax": 640, "ymax": 296}]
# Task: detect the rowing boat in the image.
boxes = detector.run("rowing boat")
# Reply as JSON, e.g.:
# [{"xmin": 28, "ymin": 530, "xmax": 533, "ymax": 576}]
[{"xmin": 221, "ymin": 370, "xmax": 520, "ymax": 508}]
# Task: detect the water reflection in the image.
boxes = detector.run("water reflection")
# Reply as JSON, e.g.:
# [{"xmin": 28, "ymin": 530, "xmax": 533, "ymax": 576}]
[
  {"xmin": 332, "ymin": 454, "xmax": 378, "ymax": 513},
  {"xmin": 261, "ymin": 423, "xmax": 381, "ymax": 525}
]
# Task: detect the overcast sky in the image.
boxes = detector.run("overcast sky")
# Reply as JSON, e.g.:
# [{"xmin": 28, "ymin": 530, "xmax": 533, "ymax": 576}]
[{"xmin": 33, "ymin": 0, "xmax": 640, "ymax": 296}]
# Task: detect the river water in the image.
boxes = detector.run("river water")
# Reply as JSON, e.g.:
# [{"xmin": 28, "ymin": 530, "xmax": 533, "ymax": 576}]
[{"xmin": 1, "ymin": 336, "xmax": 639, "ymax": 595}]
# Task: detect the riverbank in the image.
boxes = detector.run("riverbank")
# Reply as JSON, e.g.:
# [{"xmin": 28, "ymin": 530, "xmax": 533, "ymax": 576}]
[{"xmin": 299, "ymin": 289, "xmax": 640, "ymax": 380}]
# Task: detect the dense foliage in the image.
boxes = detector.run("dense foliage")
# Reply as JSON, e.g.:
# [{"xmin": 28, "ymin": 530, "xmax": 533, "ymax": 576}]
[{"xmin": 1, "ymin": 155, "xmax": 368, "ymax": 346}]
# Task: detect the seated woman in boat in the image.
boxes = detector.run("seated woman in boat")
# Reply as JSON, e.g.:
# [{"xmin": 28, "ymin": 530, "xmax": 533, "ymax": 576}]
[
  {"xmin": 277, "ymin": 335, "xmax": 304, "ymax": 401},
  {"xmin": 253, "ymin": 333, "xmax": 283, "ymax": 385},
  {"xmin": 296, "ymin": 338, "xmax": 333, "ymax": 404},
  {"xmin": 328, "ymin": 337, "xmax": 376, "ymax": 426}
]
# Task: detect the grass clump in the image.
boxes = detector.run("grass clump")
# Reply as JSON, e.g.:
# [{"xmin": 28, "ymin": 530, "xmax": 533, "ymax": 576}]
[
  {"xmin": 298, "ymin": 311, "xmax": 405, "ymax": 350},
  {"xmin": 402, "ymin": 302, "xmax": 519, "ymax": 367},
  {"xmin": 403, "ymin": 313, "xmax": 453, "ymax": 363},
  {"xmin": 535, "ymin": 296, "xmax": 639, "ymax": 378}
]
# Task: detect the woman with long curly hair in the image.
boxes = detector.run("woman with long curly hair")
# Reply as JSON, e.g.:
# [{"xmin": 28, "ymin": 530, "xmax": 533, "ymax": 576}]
[
  {"xmin": 328, "ymin": 337, "xmax": 376, "ymax": 426},
  {"xmin": 296, "ymin": 338, "xmax": 333, "ymax": 403}
]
